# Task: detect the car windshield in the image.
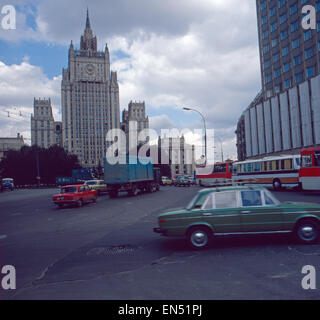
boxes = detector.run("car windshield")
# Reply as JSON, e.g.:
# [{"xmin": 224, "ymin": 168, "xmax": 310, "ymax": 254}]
[
  {"xmin": 186, "ymin": 195, "xmax": 198, "ymax": 210},
  {"xmin": 264, "ymin": 189, "xmax": 281, "ymax": 206},
  {"xmin": 186, "ymin": 193, "xmax": 207, "ymax": 210},
  {"xmin": 61, "ymin": 187, "xmax": 77, "ymax": 193},
  {"xmin": 2, "ymin": 179, "xmax": 13, "ymax": 183},
  {"xmin": 85, "ymin": 181, "xmax": 97, "ymax": 185}
]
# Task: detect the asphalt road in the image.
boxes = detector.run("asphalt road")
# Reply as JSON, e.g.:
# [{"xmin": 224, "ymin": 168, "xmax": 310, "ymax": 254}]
[{"xmin": 0, "ymin": 186, "xmax": 320, "ymax": 300}]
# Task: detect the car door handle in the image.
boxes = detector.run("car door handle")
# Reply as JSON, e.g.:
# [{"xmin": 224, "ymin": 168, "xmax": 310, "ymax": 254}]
[
  {"xmin": 203, "ymin": 212, "xmax": 211, "ymax": 216},
  {"xmin": 242, "ymin": 211, "xmax": 252, "ymax": 214}
]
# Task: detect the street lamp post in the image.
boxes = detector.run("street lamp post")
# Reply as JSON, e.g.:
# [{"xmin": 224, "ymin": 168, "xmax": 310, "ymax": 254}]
[{"xmin": 183, "ymin": 107, "xmax": 207, "ymax": 162}]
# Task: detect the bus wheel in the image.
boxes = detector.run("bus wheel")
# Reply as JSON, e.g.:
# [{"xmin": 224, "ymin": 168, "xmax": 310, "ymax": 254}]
[{"xmin": 273, "ymin": 179, "xmax": 282, "ymax": 191}]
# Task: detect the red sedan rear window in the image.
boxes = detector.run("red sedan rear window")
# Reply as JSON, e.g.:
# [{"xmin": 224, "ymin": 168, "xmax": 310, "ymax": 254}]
[{"xmin": 61, "ymin": 187, "xmax": 78, "ymax": 193}]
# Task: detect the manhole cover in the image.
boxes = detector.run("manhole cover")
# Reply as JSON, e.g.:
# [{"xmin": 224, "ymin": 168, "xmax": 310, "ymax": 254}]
[{"xmin": 86, "ymin": 245, "xmax": 139, "ymax": 256}]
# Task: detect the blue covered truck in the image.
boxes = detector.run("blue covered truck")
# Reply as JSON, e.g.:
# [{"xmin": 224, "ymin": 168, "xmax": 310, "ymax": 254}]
[{"xmin": 104, "ymin": 155, "xmax": 161, "ymax": 197}]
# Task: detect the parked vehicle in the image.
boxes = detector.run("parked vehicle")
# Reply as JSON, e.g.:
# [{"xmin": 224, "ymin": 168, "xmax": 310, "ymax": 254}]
[
  {"xmin": 104, "ymin": 155, "xmax": 161, "ymax": 198},
  {"xmin": 154, "ymin": 186, "xmax": 320, "ymax": 250},
  {"xmin": 187, "ymin": 175, "xmax": 196, "ymax": 185},
  {"xmin": 161, "ymin": 176, "xmax": 172, "ymax": 186},
  {"xmin": 197, "ymin": 161, "xmax": 233, "ymax": 187},
  {"xmin": 299, "ymin": 147, "xmax": 320, "ymax": 191},
  {"xmin": 52, "ymin": 185, "xmax": 97, "ymax": 208},
  {"xmin": 175, "ymin": 176, "xmax": 191, "ymax": 187},
  {"xmin": 232, "ymin": 155, "xmax": 300, "ymax": 190},
  {"xmin": 1, "ymin": 178, "xmax": 14, "ymax": 191},
  {"xmin": 56, "ymin": 169, "xmax": 94, "ymax": 186},
  {"xmin": 84, "ymin": 180, "xmax": 108, "ymax": 195}
]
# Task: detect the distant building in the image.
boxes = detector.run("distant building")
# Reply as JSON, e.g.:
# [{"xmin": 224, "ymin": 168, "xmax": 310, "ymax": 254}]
[
  {"xmin": 0, "ymin": 133, "xmax": 25, "ymax": 159},
  {"xmin": 158, "ymin": 135, "xmax": 195, "ymax": 178},
  {"xmin": 121, "ymin": 101, "xmax": 149, "ymax": 152},
  {"xmin": 61, "ymin": 10, "xmax": 120, "ymax": 168},
  {"xmin": 31, "ymin": 98, "xmax": 62, "ymax": 148}
]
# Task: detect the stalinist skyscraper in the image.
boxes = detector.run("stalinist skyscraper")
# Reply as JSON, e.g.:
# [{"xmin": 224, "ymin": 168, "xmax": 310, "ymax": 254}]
[{"xmin": 61, "ymin": 9, "xmax": 120, "ymax": 167}]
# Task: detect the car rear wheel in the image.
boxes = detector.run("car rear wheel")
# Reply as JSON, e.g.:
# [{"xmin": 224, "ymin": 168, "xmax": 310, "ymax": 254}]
[
  {"xmin": 76, "ymin": 199, "xmax": 83, "ymax": 207},
  {"xmin": 187, "ymin": 227, "xmax": 212, "ymax": 250},
  {"xmin": 295, "ymin": 220, "xmax": 319, "ymax": 244},
  {"xmin": 109, "ymin": 190, "xmax": 118, "ymax": 198},
  {"xmin": 129, "ymin": 185, "xmax": 139, "ymax": 196},
  {"xmin": 273, "ymin": 179, "xmax": 282, "ymax": 190}
]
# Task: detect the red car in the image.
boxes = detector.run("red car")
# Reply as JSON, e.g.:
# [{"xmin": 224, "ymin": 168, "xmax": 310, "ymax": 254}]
[{"xmin": 52, "ymin": 185, "xmax": 97, "ymax": 208}]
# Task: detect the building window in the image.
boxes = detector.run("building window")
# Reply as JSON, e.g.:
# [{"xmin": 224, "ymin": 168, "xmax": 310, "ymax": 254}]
[
  {"xmin": 272, "ymin": 38, "xmax": 278, "ymax": 47},
  {"xmin": 271, "ymin": 22, "xmax": 278, "ymax": 32},
  {"xmin": 266, "ymin": 74, "xmax": 272, "ymax": 83},
  {"xmin": 273, "ymin": 53, "xmax": 279, "ymax": 62},
  {"xmin": 281, "ymin": 30, "xmax": 288, "ymax": 40},
  {"xmin": 285, "ymin": 78, "xmax": 291, "ymax": 89},
  {"xmin": 278, "ymin": 0, "xmax": 286, "ymax": 9},
  {"xmin": 262, "ymin": 15, "xmax": 268, "ymax": 25},
  {"xmin": 305, "ymin": 47, "xmax": 315, "ymax": 59},
  {"xmin": 295, "ymin": 72, "xmax": 304, "ymax": 83},
  {"xmin": 264, "ymin": 60, "xmax": 271, "ymax": 68},
  {"xmin": 307, "ymin": 66, "xmax": 315, "ymax": 78},
  {"xmin": 304, "ymin": 30, "xmax": 312, "ymax": 41},
  {"xmin": 282, "ymin": 46, "xmax": 289, "ymax": 56},
  {"xmin": 292, "ymin": 38, "xmax": 300, "ymax": 49},
  {"xmin": 270, "ymin": 7, "xmax": 276, "ymax": 17},
  {"xmin": 283, "ymin": 62, "xmax": 290, "ymax": 73},
  {"xmin": 289, "ymin": 4, "xmax": 297, "ymax": 15},
  {"xmin": 280, "ymin": 13, "xmax": 286, "ymax": 24},
  {"xmin": 291, "ymin": 21, "xmax": 299, "ymax": 32},
  {"xmin": 294, "ymin": 54, "xmax": 302, "ymax": 66},
  {"xmin": 262, "ymin": 30, "xmax": 269, "ymax": 39},
  {"xmin": 274, "ymin": 68, "xmax": 281, "ymax": 78}
]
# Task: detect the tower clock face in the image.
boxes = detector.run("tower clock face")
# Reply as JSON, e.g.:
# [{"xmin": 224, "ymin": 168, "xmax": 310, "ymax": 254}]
[{"xmin": 85, "ymin": 63, "xmax": 95, "ymax": 76}]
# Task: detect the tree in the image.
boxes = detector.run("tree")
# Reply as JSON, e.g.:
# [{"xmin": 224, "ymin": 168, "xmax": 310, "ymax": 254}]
[{"xmin": 0, "ymin": 145, "xmax": 81, "ymax": 185}]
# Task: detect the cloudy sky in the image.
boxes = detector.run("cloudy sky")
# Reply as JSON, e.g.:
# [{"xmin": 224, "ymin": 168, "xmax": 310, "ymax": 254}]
[{"xmin": 0, "ymin": 0, "xmax": 261, "ymax": 160}]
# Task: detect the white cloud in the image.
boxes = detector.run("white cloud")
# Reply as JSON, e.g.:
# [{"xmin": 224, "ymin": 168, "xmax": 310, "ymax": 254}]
[
  {"xmin": 0, "ymin": 60, "xmax": 61, "ymax": 142},
  {"xmin": 0, "ymin": 0, "xmax": 262, "ymax": 159}
]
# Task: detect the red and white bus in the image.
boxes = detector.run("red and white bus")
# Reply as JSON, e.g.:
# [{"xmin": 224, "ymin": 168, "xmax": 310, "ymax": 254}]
[
  {"xmin": 299, "ymin": 147, "xmax": 320, "ymax": 191},
  {"xmin": 196, "ymin": 161, "xmax": 233, "ymax": 187}
]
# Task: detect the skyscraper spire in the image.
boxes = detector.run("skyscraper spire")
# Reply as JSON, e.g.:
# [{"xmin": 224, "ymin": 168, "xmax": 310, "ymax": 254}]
[
  {"xmin": 80, "ymin": 8, "xmax": 97, "ymax": 51},
  {"xmin": 86, "ymin": 7, "xmax": 91, "ymax": 29}
]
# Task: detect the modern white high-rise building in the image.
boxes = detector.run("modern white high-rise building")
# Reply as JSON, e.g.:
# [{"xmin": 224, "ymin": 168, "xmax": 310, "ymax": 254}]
[{"xmin": 61, "ymin": 10, "xmax": 120, "ymax": 167}]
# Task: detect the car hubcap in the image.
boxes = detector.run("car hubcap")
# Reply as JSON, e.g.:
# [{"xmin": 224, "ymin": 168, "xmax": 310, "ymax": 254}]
[
  {"xmin": 299, "ymin": 225, "xmax": 316, "ymax": 241},
  {"xmin": 191, "ymin": 230, "xmax": 208, "ymax": 247}
]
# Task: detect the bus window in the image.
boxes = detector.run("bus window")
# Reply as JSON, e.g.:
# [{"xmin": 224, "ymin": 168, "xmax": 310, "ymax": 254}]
[
  {"xmin": 302, "ymin": 155, "xmax": 312, "ymax": 168},
  {"xmin": 247, "ymin": 163, "xmax": 252, "ymax": 173},
  {"xmin": 315, "ymin": 151, "xmax": 320, "ymax": 167},
  {"xmin": 281, "ymin": 160, "xmax": 285, "ymax": 170},
  {"xmin": 263, "ymin": 161, "xmax": 268, "ymax": 171},
  {"xmin": 228, "ymin": 164, "xmax": 233, "ymax": 172},
  {"xmin": 284, "ymin": 159, "xmax": 292, "ymax": 170},
  {"xmin": 276, "ymin": 160, "xmax": 279, "ymax": 171},
  {"xmin": 268, "ymin": 161, "xmax": 272, "ymax": 171},
  {"xmin": 272, "ymin": 161, "xmax": 276, "ymax": 171},
  {"xmin": 254, "ymin": 162, "xmax": 261, "ymax": 172}
]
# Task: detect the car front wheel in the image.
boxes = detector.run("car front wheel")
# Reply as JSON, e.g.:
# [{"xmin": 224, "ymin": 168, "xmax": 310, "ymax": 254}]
[
  {"xmin": 295, "ymin": 220, "xmax": 319, "ymax": 244},
  {"xmin": 187, "ymin": 227, "xmax": 212, "ymax": 250}
]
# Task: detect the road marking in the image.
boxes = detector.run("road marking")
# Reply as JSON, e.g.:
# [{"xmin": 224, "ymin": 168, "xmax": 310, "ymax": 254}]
[{"xmin": 0, "ymin": 234, "xmax": 7, "ymax": 240}]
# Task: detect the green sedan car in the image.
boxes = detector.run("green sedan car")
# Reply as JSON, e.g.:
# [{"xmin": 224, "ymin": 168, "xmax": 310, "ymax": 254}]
[{"xmin": 153, "ymin": 186, "xmax": 320, "ymax": 249}]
